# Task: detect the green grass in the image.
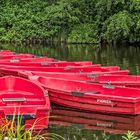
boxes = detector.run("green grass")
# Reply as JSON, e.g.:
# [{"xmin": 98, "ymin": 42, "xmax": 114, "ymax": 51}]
[{"xmin": 0, "ymin": 115, "xmax": 64, "ymax": 140}]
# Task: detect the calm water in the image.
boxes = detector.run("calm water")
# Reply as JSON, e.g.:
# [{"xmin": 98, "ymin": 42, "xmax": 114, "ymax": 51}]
[{"xmin": 1, "ymin": 43, "xmax": 140, "ymax": 139}]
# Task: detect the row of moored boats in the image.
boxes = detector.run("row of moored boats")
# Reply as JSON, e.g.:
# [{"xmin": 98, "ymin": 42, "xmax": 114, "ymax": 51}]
[{"xmin": 0, "ymin": 50, "xmax": 140, "ymax": 130}]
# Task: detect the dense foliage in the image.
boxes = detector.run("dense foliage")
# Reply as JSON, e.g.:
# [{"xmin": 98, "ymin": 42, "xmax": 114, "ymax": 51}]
[{"xmin": 0, "ymin": 0, "xmax": 139, "ymax": 44}]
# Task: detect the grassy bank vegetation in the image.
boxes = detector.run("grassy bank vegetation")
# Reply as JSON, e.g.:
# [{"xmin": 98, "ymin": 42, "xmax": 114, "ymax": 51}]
[{"xmin": 0, "ymin": 115, "xmax": 64, "ymax": 140}]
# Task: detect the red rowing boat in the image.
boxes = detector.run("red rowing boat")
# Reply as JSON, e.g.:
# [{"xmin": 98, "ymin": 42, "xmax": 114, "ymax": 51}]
[
  {"xmin": 14, "ymin": 58, "xmax": 93, "ymax": 65},
  {"xmin": 13, "ymin": 58, "xmax": 93, "ymax": 65},
  {"xmin": 0, "ymin": 67, "xmax": 129, "ymax": 77},
  {"xmin": 18, "ymin": 72, "xmax": 140, "ymax": 88},
  {"xmin": 18, "ymin": 70, "xmax": 130, "ymax": 81},
  {"xmin": 29, "ymin": 76, "xmax": 140, "ymax": 115},
  {"xmin": 0, "ymin": 57, "xmax": 55, "ymax": 62},
  {"xmin": 0, "ymin": 65, "xmax": 121, "ymax": 73},
  {"xmin": 0, "ymin": 76, "xmax": 50, "ymax": 130},
  {"xmin": 0, "ymin": 50, "xmax": 12, "ymax": 52},
  {"xmin": 89, "ymin": 75, "xmax": 140, "ymax": 88},
  {"xmin": 0, "ymin": 56, "xmax": 93, "ymax": 65},
  {"xmin": 0, "ymin": 50, "xmax": 15, "ymax": 55},
  {"xmin": 0, "ymin": 54, "xmax": 34, "ymax": 59},
  {"xmin": 0, "ymin": 61, "xmax": 100, "ymax": 67},
  {"xmin": 50, "ymin": 105, "xmax": 140, "ymax": 134},
  {"xmin": 0, "ymin": 52, "xmax": 15, "ymax": 55}
]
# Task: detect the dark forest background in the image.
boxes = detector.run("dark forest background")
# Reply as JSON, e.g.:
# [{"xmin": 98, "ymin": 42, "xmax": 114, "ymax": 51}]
[{"xmin": 0, "ymin": 0, "xmax": 139, "ymax": 44}]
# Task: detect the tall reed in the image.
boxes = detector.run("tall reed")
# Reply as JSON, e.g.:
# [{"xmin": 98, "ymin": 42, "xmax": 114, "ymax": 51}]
[{"xmin": 0, "ymin": 115, "xmax": 64, "ymax": 140}]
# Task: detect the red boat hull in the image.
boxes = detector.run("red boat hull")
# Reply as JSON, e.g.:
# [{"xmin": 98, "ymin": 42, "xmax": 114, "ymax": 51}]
[
  {"xmin": 0, "ymin": 52, "xmax": 15, "ymax": 55},
  {"xmin": 8, "ymin": 57, "xmax": 93, "ymax": 65},
  {"xmin": 0, "ymin": 57, "xmax": 55, "ymax": 62},
  {"xmin": 0, "ymin": 56, "xmax": 93, "ymax": 65},
  {"xmin": 0, "ymin": 54, "xmax": 34, "ymax": 60},
  {"xmin": 0, "ymin": 62, "xmax": 100, "ymax": 67},
  {"xmin": 91, "ymin": 75, "xmax": 140, "ymax": 88},
  {"xmin": 0, "ymin": 50, "xmax": 15, "ymax": 55},
  {"xmin": 0, "ymin": 76, "xmax": 50, "ymax": 130},
  {"xmin": 0, "ymin": 65, "xmax": 120, "ymax": 73},
  {"xmin": 20, "ymin": 72, "xmax": 140, "ymax": 88},
  {"xmin": 0, "ymin": 68, "xmax": 129, "ymax": 77},
  {"xmin": 18, "ymin": 71, "xmax": 131, "ymax": 83},
  {"xmin": 29, "ymin": 76, "xmax": 140, "ymax": 115}
]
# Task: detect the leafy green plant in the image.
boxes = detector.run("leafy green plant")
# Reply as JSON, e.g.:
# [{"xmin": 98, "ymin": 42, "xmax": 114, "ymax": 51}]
[
  {"xmin": 68, "ymin": 23, "xmax": 99, "ymax": 44},
  {"xmin": 103, "ymin": 11, "xmax": 133, "ymax": 44},
  {"xmin": 122, "ymin": 131, "xmax": 138, "ymax": 140}
]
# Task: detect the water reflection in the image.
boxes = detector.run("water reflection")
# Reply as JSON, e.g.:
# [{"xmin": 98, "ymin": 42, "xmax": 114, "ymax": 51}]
[
  {"xmin": 0, "ymin": 43, "xmax": 140, "ymax": 75},
  {"xmin": 49, "ymin": 105, "xmax": 140, "ymax": 140}
]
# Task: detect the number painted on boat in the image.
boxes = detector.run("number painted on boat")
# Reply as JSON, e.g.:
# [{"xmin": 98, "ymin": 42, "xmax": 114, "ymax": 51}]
[
  {"xmin": 96, "ymin": 122, "xmax": 113, "ymax": 128},
  {"xmin": 97, "ymin": 99, "xmax": 112, "ymax": 104},
  {"xmin": 102, "ymin": 84, "xmax": 115, "ymax": 89},
  {"xmin": 10, "ymin": 59, "xmax": 20, "ymax": 62},
  {"xmin": 64, "ymin": 66, "xmax": 73, "ymax": 70},
  {"xmin": 41, "ymin": 62, "xmax": 51, "ymax": 66}
]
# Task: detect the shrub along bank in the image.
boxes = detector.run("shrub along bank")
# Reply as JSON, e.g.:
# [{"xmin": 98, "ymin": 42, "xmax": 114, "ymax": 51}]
[{"xmin": 0, "ymin": 0, "xmax": 139, "ymax": 44}]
